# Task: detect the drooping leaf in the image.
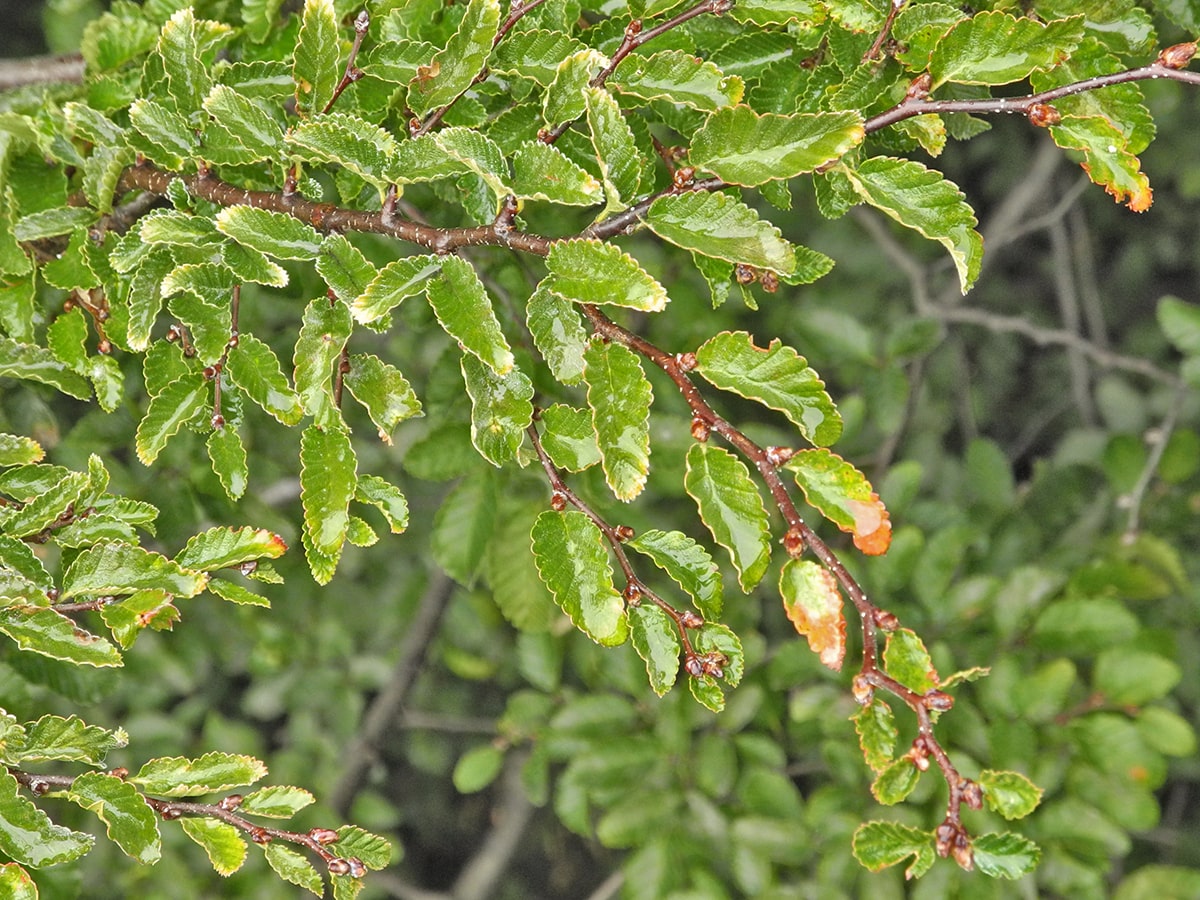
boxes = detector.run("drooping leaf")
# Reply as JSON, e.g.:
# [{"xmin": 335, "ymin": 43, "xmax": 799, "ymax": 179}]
[
  {"xmin": 543, "ymin": 49, "xmax": 607, "ymax": 127},
  {"xmin": 882, "ymin": 628, "xmax": 939, "ymax": 695},
  {"xmin": 344, "ymin": 353, "xmax": 422, "ymax": 440},
  {"xmin": 929, "ymin": 11, "xmax": 1084, "ymax": 88},
  {"xmin": 684, "ymin": 444, "xmax": 771, "ymax": 592},
  {"xmin": 202, "ymin": 84, "xmax": 283, "ymax": 161},
  {"xmin": 432, "ymin": 128, "xmax": 511, "ymax": 203},
  {"xmin": 511, "ymin": 141, "xmax": 603, "ymax": 206},
  {"xmin": 0, "ymin": 606, "xmax": 122, "ymax": 667},
  {"xmin": 214, "ymin": 206, "xmax": 322, "ymax": 261},
  {"xmin": 225, "ymin": 334, "xmax": 304, "ymax": 426},
  {"xmin": 0, "ymin": 770, "xmax": 94, "ymax": 867},
  {"xmin": 175, "ymin": 526, "xmax": 287, "ymax": 572},
  {"xmin": 67, "ymin": 772, "xmax": 161, "ymax": 864},
  {"xmin": 627, "ymin": 529, "xmax": 723, "ymax": 620},
  {"xmin": 538, "ymin": 404, "xmax": 601, "ymax": 473},
  {"xmin": 264, "ymin": 842, "xmax": 324, "ymax": 896},
  {"xmin": 785, "ymin": 449, "xmax": 891, "ymax": 553},
  {"xmin": 354, "ymin": 475, "xmax": 409, "ymax": 534},
  {"xmin": 584, "ymin": 87, "xmax": 642, "ymax": 210},
  {"xmin": 351, "ymin": 255, "xmax": 440, "ymax": 324},
  {"xmin": 406, "ymin": 0, "xmax": 501, "ymax": 117},
  {"xmin": 460, "ymin": 353, "xmax": 534, "ymax": 466},
  {"xmin": 690, "ymin": 108, "xmax": 864, "ymax": 186},
  {"xmin": 63, "ymin": 543, "xmax": 208, "ymax": 599},
  {"xmin": 545, "ymin": 241, "xmax": 667, "ymax": 312},
  {"xmin": 293, "ymin": 295, "xmax": 353, "ymax": 424},
  {"xmin": 0, "ymin": 338, "xmax": 92, "ymax": 398},
  {"xmin": 852, "ymin": 821, "xmax": 935, "ymax": 878},
  {"xmin": 179, "ymin": 817, "xmax": 247, "ymax": 876},
  {"xmin": 129, "ymin": 98, "xmax": 198, "ymax": 168},
  {"xmin": 293, "ymin": 0, "xmax": 339, "ymax": 117},
  {"xmin": 317, "ymin": 234, "xmax": 378, "ymax": 304},
  {"xmin": 18, "ymin": 715, "xmax": 127, "ymax": 765},
  {"xmin": 426, "ymin": 256, "xmax": 514, "ymax": 376},
  {"xmin": 207, "ymin": 425, "xmax": 249, "ymax": 501},
  {"xmin": 840, "ymin": 156, "xmax": 982, "ymax": 293},
  {"xmin": 134, "ymin": 372, "xmax": 209, "ymax": 465},
  {"xmin": 531, "ymin": 510, "xmax": 628, "ymax": 646},
  {"xmin": 853, "ymin": 699, "xmax": 898, "ymax": 772},
  {"xmin": 131, "ymin": 752, "xmax": 268, "ymax": 797},
  {"xmin": 526, "ymin": 284, "xmax": 588, "ymax": 386},
  {"xmin": 0, "ymin": 471, "xmax": 89, "ymax": 539},
  {"xmin": 646, "ymin": 192, "xmax": 803, "ymax": 276},
  {"xmin": 1048, "ymin": 115, "xmax": 1153, "ymax": 212},
  {"xmin": 695, "ymin": 331, "xmax": 842, "ymax": 446},
  {"xmin": 238, "ymin": 785, "xmax": 316, "ymax": 818},
  {"xmin": 286, "ymin": 113, "xmax": 400, "ymax": 192},
  {"xmin": 583, "ymin": 340, "xmax": 653, "ymax": 502},
  {"xmin": 299, "ymin": 424, "xmax": 357, "ymax": 584},
  {"xmin": 779, "ymin": 559, "xmax": 846, "ymax": 671},
  {"xmin": 972, "ymin": 832, "xmax": 1042, "ymax": 879},
  {"xmin": 629, "ymin": 604, "xmax": 681, "ymax": 696},
  {"xmin": 610, "ymin": 51, "xmax": 744, "ymax": 111},
  {"xmin": 979, "ymin": 770, "xmax": 1044, "ymax": 821}
]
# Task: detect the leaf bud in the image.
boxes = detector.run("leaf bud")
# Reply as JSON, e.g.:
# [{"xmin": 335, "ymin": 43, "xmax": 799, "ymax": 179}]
[
  {"xmin": 219, "ymin": 794, "xmax": 243, "ymax": 811},
  {"xmin": 675, "ymin": 351, "xmax": 697, "ymax": 372},
  {"xmin": 678, "ymin": 610, "xmax": 703, "ymax": 629},
  {"xmin": 934, "ymin": 820, "xmax": 957, "ymax": 857},
  {"xmin": 354, "ymin": 9, "xmax": 370, "ymax": 33},
  {"xmin": 550, "ymin": 491, "xmax": 568, "ymax": 511},
  {"xmin": 46, "ymin": 588, "xmax": 60, "ymax": 602},
  {"xmin": 109, "ymin": 767, "xmax": 129, "ymax": 779},
  {"xmin": 160, "ymin": 806, "xmax": 182, "ymax": 820},
  {"xmin": 684, "ymin": 655, "xmax": 705, "ymax": 677},
  {"xmin": 622, "ymin": 583, "xmax": 641, "ymax": 605},
  {"xmin": 614, "ymin": 524, "xmax": 635, "ymax": 542},
  {"xmin": 348, "ymin": 858, "xmax": 366, "ymax": 877},
  {"xmin": 952, "ymin": 832, "xmax": 974, "ymax": 871},
  {"xmin": 1157, "ymin": 42, "xmax": 1197, "ymax": 69},
  {"xmin": 309, "ymin": 827, "xmax": 340, "ymax": 845},
  {"xmin": 690, "ymin": 416, "xmax": 710, "ymax": 442},
  {"xmin": 97, "ymin": 339, "xmax": 112, "ymax": 354},
  {"xmin": 202, "ymin": 366, "xmax": 217, "ymax": 380},
  {"xmin": 765, "ymin": 445, "xmax": 795, "ymax": 466},
  {"xmin": 625, "ymin": 19, "xmax": 643, "ymax": 38},
  {"xmin": 211, "ymin": 413, "xmax": 226, "ymax": 430},
  {"xmin": 873, "ymin": 608, "xmax": 899, "ymax": 631},
  {"xmin": 1027, "ymin": 102, "xmax": 1061, "ymax": 128},
  {"xmin": 924, "ymin": 690, "xmax": 954, "ymax": 712},
  {"xmin": 702, "ymin": 657, "xmax": 725, "ymax": 679},
  {"xmin": 783, "ymin": 525, "xmax": 805, "ymax": 559},
  {"xmin": 29, "ymin": 778, "xmax": 49, "ymax": 795},
  {"xmin": 962, "ymin": 780, "xmax": 983, "ymax": 810},
  {"xmin": 237, "ymin": 560, "xmax": 258, "ymax": 576},
  {"xmin": 760, "ymin": 270, "xmax": 779, "ymax": 293},
  {"xmin": 328, "ymin": 858, "xmax": 352, "ymax": 876},
  {"xmin": 672, "ymin": 166, "xmax": 695, "ymax": 190},
  {"xmin": 734, "ymin": 263, "xmax": 757, "ymax": 285},
  {"xmin": 851, "ymin": 673, "xmax": 874, "ymax": 706},
  {"xmin": 166, "ymin": 324, "xmax": 181, "ymax": 342},
  {"xmin": 249, "ymin": 827, "xmax": 272, "ymax": 844},
  {"xmin": 905, "ymin": 72, "xmax": 932, "ymax": 101}
]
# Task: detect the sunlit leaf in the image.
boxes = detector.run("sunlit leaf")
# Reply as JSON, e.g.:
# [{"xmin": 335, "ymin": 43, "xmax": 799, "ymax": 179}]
[
  {"xmin": 611, "ymin": 50, "xmax": 744, "ymax": 111},
  {"xmin": 526, "ymin": 284, "xmax": 588, "ymax": 386},
  {"xmin": 1048, "ymin": 115, "xmax": 1153, "ymax": 212},
  {"xmin": 785, "ymin": 449, "xmax": 891, "ymax": 553},
  {"xmin": 583, "ymin": 340, "xmax": 653, "ymax": 502},
  {"xmin": 238, "ymin": 785, "xmax": 316, "ymax": 818},
  {"xmin": 882, "ymin": 628, "xmax": 939, "ymax": 695},
  {"xmin": 852, "ymin": 821, "xmax": 935, "ymax": 878},
  {"xmin": 531, "ymin": 510, "xmax": 628, "ymax": 646},
  {"xmin": 180, "ymin": 818, "xmax": 247, "ymax": 876},
  {"xmin": 780, "ymin": 559, "xmax": 846, "ymax": 671},
  {"xmin": 264, "ymin": 842, "xmax": 324, "ymax": 896},
  {"xmin": 215, "ymin": 206, "xmax": 322, "ymax": 261},
  {"xmin": 134, "ymin": 372, "xmax": 209, "ymax": 465},
  {"xmin": 929, "ymin": 11, "xmax": 1084, "ymax": 88},
  {"xmin": 175, "ymin": 526, "xmax": 287, "ymax": 571},
  {"xmin": 460, "ymin": 353, "xmax": 533, "ymax": 466},
  {"xmin": 344, "ymin": 353, "xmax": 422, "ymax": 440},
  {"xmin": 67, "ymin": 772, "xmax": 160, "ymax": 864},
  {"xmin": 972, "ymin": 832, "xmax": 1042, "ymax": 879},
  {"xmin": 646, "ymin": 192, "xmax": 803, "ymax": 276},
  {"xmin": 293, "ymin": 0, "xmax": 339, "ymax": 117},
  {"xmin": 354, "ymin": 475, "xmax": 409, "ymax": 534},
  {"xmin": 854, "ymin": 699, "xmax": 897, "ymax": 772},
  {"xmin": 406, "ymin": 0, "xmax": 501, "ymax": 117},
  {"xmin": 426, "ymin": 256, "xmax": 514, "ymax": 376},
  {"xmin": 545, "ymin": 241, "xmax": 667, "ymax": 312},
  {"xmin": 286, "ymin": 113, "xmax": 400, "ymax": 192},
  {"xmin": 629, "ymin": 605, "xmax": 681, "ymax": 696},
  {"xmin": 299, "ymin": 423, "xmax": 357, "ymax": 584},
  {"xmin": 685, "ymin": 444, "xmax": 771, "ymax": 592},
  {"xmin": 0, "ymin": 606, "xmax": 122, "ymax": 667},
  {"xmin": 539, "ymin": 404, "xmax": 601, "ymax": 472},
  {"xmin": 63, "ymin": 542, "xmax": 208, "ymax": 598},
  {"xmin": 351, "ymin": 255, "xmax": 440, "ymax": 324},
  {"xmin": 132, "ymin": 752, "xmax": 267, "ymax": 797},
  {"xmin": 627, "ymin": 529, "xmax": 723, "ymax": 620},
  {"xmin": 584, "ymin": 88, "xmax": 642, "ymax": 210},
  {"xmin": 0, "ymin": 770, "xmax": 94, "ymax": 867},
  {"xmin": 511, "ymin": 141, "xmax": 603, "ymax": 206},
  {"xmin": 979, "ymin": 770, "xmax": 1044, "ymax": 821},
  {"xmin": 226, "ymin": 334, "xmax": 304, "ymax": 426},
  {"xmin": 293, "ymin": 295, "xmax": 352, "ymax": 424}
]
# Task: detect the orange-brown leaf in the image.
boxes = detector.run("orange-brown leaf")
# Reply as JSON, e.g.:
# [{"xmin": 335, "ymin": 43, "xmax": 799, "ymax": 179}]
[{"xmin": 780, "ymin": 559, "xmax": 846, "ymax": 671}]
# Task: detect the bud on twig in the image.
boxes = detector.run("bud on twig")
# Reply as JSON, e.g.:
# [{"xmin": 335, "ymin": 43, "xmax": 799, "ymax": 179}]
[
  {"xmin": 1027, "ymin": 102, "xmax": 1061, "ymax": 127},
  {"xmin": 1157, "ymin": 42, "xmax": 1197, "ymax": 70}
]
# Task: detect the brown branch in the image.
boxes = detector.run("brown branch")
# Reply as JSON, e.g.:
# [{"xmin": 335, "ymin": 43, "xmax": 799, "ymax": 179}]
[
  {"xmin": 862, "ymin": 0, "xmax": 907, "ymax": 63},
  {"xmin": 0, "ymin": 53, "xmax": 84, "ymax": 90}
]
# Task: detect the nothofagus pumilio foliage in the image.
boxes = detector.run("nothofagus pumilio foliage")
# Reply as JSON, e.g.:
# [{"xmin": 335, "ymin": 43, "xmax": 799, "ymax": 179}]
[{"xmin": 1, "ymin": 0, "xmax": 1199, "ymax": 896}]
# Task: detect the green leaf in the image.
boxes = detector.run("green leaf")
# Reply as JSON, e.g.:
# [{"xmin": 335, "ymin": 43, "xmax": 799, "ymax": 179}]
[
  {"xmin": 871, "ymin": 758, "xmax": 921, "ymax": 805},
  {"xmin": 13, "ymin": 207, "xmax": 97, "ymax": 243},
  {"xmin": 690, "ymin": 108, "xmax": 864, "ymax": 186},
  {"xmin": 779, "ymin": 559, "xmax": 846, "ymax": 671},
  {"xmin": 1033, "ymin": 596, "xmax": 1139, "ymax": 654},
  {"xmin": 583, "ymin": 340, "xmax": 653, "ymax": 502},
  {"xmin": 687, "ymin": 622, "xmax": 744, "ymax": 712},
  {"xmin": 729, "ymin": 0, "xmax": 825, "ymax": 25},
  {"xmin": 238, "ymin": 785, "xmax": 315, "ymax": 818},
  {"xmin": 0, "ymin": 338, "xmax": 92, "ymax": 398},
  {"xmin": 180, "ymin": 817, "xmax": 247, "ymax": 876},
  {"xmin": 354, "ymin": 475, "xmax": 409, "ymax": 534},
  {"xmin": 492, "ymin": 29, "xmax": 588, "ymax": 86},
  {"xmin": 511, "ymin": 141, "xmax": 603, "ymax": 206},
  {"xmin": 131, "ymin": 752, "xmax": 268, "ymax": 797},
  {"xmin": 646, "ymin": 192, "xmax": 802, "ymax": 276},
  {"xmin": 350, "ymin": 255, "xmax": 440, "ymax": 324},
  {"xmin": 840, "ymin": 156, "xmax": 982, "ymax": 293},
  {"xmin": 851, "ymin": 821, "xmax": 934, "ymax": 878},
  {"xmin": 286, "ymin": 113, "xmax": 400, "ymax": 192},
  {"xmin": 486, "ymin": 504, "xmax": 559, "ymax": 632},
  {"xmin": 175, "ymin": 526, "xmax": 287, "ymax": 572},
  {"xmin": 432, "ymin": 469, "xmax": 496, "ymax": 585},
  {"xmin": 979, "ymin": 770, "xmax": 1043, "ymax": 821},
  {"xmin": 225, "ymin": 334, "xmax": 303, "ymax": 426},
  {"xmin": 63, "ymin": 543, "xmax": 208, "ymax": 599},
  {"xmin": 629, "ymin": 604, "xmax": 681, "ymax": 696},
  {"xmin": 685, "ymin": 444, "xmax": 771, "ymax": 593},
  {"xmin": 882, "ymin": 628, "xmax": 939, "ymax": 694},
  {"xmin": 526, "ymin": 284, "xmax": 588, "ymax": 386},
  {"xmin": 68, "ymin": 772, "xmax": 160, "ymax": 864},
  {"xmin": 546, "ymin": 241, "xmax": 667, "ymax": 312},
  {"xmin": 929, "ymin": 11, "xmax": 1083, "ymax": 88},
  {"xmin": 97, "ymin": 590, "xmax": 177, "ymax": 650},
  {"xmin": 293, "ymin": 295, "xmax": 352, "ymax": 424},
  {"xmin": 453, "ymin": 744, "xmax": 505, "ymax": 794},
  {"xmin": 1048, "ymin": 115, "xmax": 1153, "ymax": 212},
  {"xmin": 129, "ymin": 98, "xmax": 198, "ymax": 168},
  {"xmin": 611, "ymin": 51, "xmax": 744, "ymax": 111},
  {"xmin": 0, "ymin": 471, "xmax": 89, "ymax": 539},
  {"xmin": 215, "ymin": 206, "xmax": 322, "ymax": 261},
  {"xmin": 531, "ymin": 510, "xmax": 628, "ymax": 646},
  {"xmin": 293, "ymin": 0, "xmax": 339, "ymax": 117},
  {"xmin": 427, "ymin": 256, "xmax": 514, "ymax": 376},
  {"xmin": 1115, "ymin": 865, "xmax": 1200, "ymax": 900},
  {"xmin": 584, "ymin": 88, "xmax": 642, "ymax": 210},
  {"xmin": 0, "ymin": 770, "xmax": 94, "ymax": 867},
  {"xmin": 853, "ymin": 699, "xmax": 897, "ymax": 771},
  {"xmin": 543, "ymin": 49, "xmax": 607, "ymax": 127},
  {"xmin": 1094, "ymin": 649, "xmax": 1181, "ymax": 705},
  {"xmin": 0, "ymin": 606, "xmax": 122, "ymax": 667},
  {"xmin": 696, "ymin": 331, "xmax": 842, "ymax": 446},
  {"xmin": 627, "ymin": 529, "xmax": 723, "ymax": 620},
  {"xmin": 406, "ymin": 0, "xmax": 501, "ymax": 117},
  {"xmin": 785, "ymin": 449, "xmax": 891, "ymax": 554},
  {"xmin": 317, "ymin": 235, "xmax": 378, "ymax": 304},
  {"xmin": 158, "ymin": 8, "xmax": 221, "ymax": 117},
  {"xmin": 264, "ymin": 841, "xmax": 324, "ymax": 896},
  {"xmin": 344, "ymin": 353, "xmax": 422, "ymax": 439},
  {"xmin": 0, "ymin": 862, "xmax": 36, "ymax": 899},
  {"xmin": 207, "ymin": 426, "xmax": 248, "ymax": 501},
  {"xmin": 539, "ymin": 404, "xmax": 601, "ymax": 472},
  {"xmin": 972, "ymin": 832, "xmax": 1041, "ymax": 879},
  {"xmin": 18, "ymin": 715, "xmax": 127, "ymax": 765},
  {"xmin": 461, "ymin": 353, "xmax": 534, "ymax": 467},
  {"xmin": 299, "ymin": 424, "xmax": 357, "ymax": 584},
  {"xmin": 205, "ymin": 578, "xmax": 269, "ymax": 607},
  {"xmin": 202, "ymin": 84, "xmax": 283, "ymax": 161},
  {"xmin": 134, "ymin": 373, "xmax": 209, "ymax": 465},
  {"xmin": 433, "ymin": 128, "xmax": 511, "ymax": 203}
]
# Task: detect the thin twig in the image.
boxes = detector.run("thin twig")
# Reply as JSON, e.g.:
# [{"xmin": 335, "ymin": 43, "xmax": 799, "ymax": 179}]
[{"xmin": 1122, "ymin": 383, "xmax": 1189, "ymax": 539}]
